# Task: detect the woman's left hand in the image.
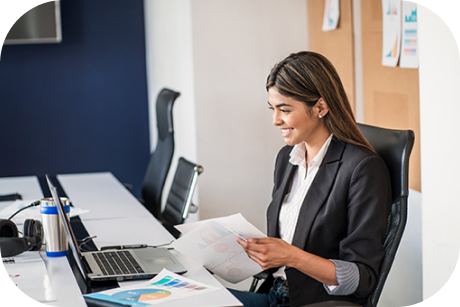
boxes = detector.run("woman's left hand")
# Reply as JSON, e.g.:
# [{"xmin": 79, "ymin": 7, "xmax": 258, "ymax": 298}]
[{"xmin": 236, "ymin": 237, "xmax": 296, "ymax": 270}]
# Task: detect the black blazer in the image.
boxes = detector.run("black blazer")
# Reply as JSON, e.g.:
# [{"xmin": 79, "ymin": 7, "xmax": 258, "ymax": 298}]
[{"xmin": 261, "ymin": 137, "xmax": 391, "ymax": 307}]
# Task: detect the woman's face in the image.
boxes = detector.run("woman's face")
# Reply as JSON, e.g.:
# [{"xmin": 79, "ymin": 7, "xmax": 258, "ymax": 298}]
[{"xmin": 268, "ymin": 87, "xmax": 326, "ymax": 146}]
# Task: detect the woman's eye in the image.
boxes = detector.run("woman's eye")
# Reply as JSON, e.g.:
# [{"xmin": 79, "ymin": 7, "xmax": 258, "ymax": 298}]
[{"xmin": 267, "ymin": 106, "xmax": 290, "ymax": 113}]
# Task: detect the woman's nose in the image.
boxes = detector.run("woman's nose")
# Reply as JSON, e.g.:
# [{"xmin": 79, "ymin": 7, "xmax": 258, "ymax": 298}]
[{"xmin": 273, "ymin": 112, "xmax": 282, "ymax": 126}]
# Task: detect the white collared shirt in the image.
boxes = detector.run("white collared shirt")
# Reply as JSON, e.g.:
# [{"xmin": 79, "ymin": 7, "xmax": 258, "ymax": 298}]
[
  {"xmin": 273, "ymin": 134, "xmax": 333, "ymax": 280},
  {"xmin": 272, "ymin": 134, "xmax": 360, "ymax": 296}
]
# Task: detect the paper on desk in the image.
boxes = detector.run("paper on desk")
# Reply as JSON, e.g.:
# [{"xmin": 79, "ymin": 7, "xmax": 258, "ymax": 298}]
[
  {"xmin": 172, "ymin": 213, "xmax": 266, "ymax": 283},
  {"xmin": 0, "ymin": 200, "xmax": 89, "ymax": 225},
  {"xmin": 2, "ymin": 252, "xmax": 56, "ymax": 302},
  {"xmin": 85, "ymin": 269, "xmax": 220, "ymax": 306}
]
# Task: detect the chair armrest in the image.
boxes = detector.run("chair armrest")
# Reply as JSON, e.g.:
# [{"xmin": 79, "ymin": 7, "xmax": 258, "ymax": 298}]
[
  {"xmin": 249, "ymin": 270, "xmax": 271, "ymax": 292},
  {"xmin": 254, "ymin": 270, "xmax": 270, "ymax": 280},
  {"xmin": 301, "ymin": 301, "xmax": 361, "ymax": 307},
  {"xmin": 189, "ymin": 203, "xmax": 198, "ymax": 214}
]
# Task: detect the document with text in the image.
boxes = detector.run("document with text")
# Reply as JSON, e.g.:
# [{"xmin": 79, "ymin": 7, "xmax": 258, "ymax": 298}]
[{"xmin": 172, "ymin": 213, "xmax": 266, "ymax": 283}]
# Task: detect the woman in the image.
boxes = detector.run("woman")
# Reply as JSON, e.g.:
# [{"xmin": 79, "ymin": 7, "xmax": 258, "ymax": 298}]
[{"xmin": 231, "ymin": 51, "xmax": 391, "ymax": 307}]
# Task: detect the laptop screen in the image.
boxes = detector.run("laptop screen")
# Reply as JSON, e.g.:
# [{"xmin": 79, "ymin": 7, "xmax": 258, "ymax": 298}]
[{"xmin": 46, "ymin": 175, "xmax": 87, "ymax": 279}]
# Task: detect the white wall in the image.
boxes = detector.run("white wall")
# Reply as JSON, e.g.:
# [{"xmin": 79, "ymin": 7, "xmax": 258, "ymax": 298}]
[
  {"xmin": 144, "ymin": 0, "xmax": 199, "ymax": 219},
  {"xmin": 144, "ymin": 0, "xmax": 307, "ymax": 290},
  {"xmin": 417, "ymin": 3, "xmax": 460, "ymax": 300},
  {"xmin": 145, "ymin": 0, "xmax": 308, "ymax": 230},
  {"xmin": 190, "ymin": 0, "xmax": 308, "ymax": 232}
]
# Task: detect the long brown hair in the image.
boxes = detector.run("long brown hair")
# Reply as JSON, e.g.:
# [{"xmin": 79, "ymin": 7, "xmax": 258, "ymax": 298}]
[{"xmin": 266, "ymin": 51, "xmax": 374, "ymax": 152}]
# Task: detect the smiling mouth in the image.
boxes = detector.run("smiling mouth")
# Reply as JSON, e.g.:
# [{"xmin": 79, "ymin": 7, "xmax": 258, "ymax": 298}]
[{"xmin": 281, "ymin": 128, "xmax": 293, "ymax": 137}]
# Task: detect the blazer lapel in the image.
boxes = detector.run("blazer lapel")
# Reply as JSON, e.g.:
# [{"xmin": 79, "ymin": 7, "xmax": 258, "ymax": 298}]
[
  {"xmin": 291, "ymin": 138, "xmax": 346, "ymax": 249},
  {"xmin": 267, "ymin": 162, "xmax": 297, "ymax": 238}
]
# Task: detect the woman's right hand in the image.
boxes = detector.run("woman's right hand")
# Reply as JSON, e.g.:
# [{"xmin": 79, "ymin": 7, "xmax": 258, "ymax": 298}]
[{"xmin": 236, "ymin": 237, "xmax": 294, "ymax": 270}]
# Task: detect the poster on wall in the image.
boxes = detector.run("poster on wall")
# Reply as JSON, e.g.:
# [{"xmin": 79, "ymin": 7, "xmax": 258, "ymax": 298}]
[
  {"xmin": 399, "ymin": 1, "xmax": 419, "ymax": 68},
  {"xmin": 381, "ymin": 0, "xmax": 401, "ymax": 67},
  {"xmin": 322, "ymin": 0, "xmax": 340, "ymax": 31}
]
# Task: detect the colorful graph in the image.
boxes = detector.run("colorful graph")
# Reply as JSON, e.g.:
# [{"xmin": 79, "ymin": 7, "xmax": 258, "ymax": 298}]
[
  {"xmin": 386, "ymin": 33, "xmax": 399, "ymax": 58},
  {"xmin": 403, "ymin": 29, "xmax": 417, "ymax": 55},
  {"xmin": 111, "ymin": 289, "xmax": 171, "ymax": 302},
  {"xmin": 150, "ymin": 275, "xmax": 209, "ymax": 291},
  {"xmin": 195, "ymin": 224, "xmax": 232, "ymax": 250},
  {"xmin": 387, "ymin": 0, "xmax": 398, "ymax": 15},
  {"xmin": 85, "ymin": 270, "xmax": 220, "ymax": 305},
  {"xmin": 405, "ymin": 8, "xmax": 417, "ymax": 22},
  {"xmin": 404, "ymin": 38, "xmax": 417, "ymax": 47}
]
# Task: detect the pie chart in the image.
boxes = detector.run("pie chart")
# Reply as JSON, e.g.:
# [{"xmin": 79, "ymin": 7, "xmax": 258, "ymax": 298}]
[{"xmin": 112, "ymin": 289, "xmax": 171, "ymax": 302}]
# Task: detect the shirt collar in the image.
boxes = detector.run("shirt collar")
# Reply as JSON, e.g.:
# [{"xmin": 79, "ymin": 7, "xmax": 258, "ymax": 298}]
[{"xmin": 289, "ymin": 134, "xmax": 333, "ymax": 169}]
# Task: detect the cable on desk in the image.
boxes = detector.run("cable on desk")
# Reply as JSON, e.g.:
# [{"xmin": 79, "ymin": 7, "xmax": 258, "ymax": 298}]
[
  {"xmin": 78, "ymin": 235, "xmax": 98, "ymax": 252},
  {"xmin": 7, "ymin": 200, "xmax": 41, "ymax": 220},
  {"xmin": 99, "ymin": 240, "xmax": 176, "ymax": 251}
]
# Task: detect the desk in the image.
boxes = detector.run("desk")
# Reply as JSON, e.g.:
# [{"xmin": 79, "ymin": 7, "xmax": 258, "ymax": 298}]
[
  {"xmin": 1, "ymin": 173, "xmax": 242, "ymax": 307},
  {"xmin": 0, "ymin": 176, "xmax": 87, "ymax": 307}
]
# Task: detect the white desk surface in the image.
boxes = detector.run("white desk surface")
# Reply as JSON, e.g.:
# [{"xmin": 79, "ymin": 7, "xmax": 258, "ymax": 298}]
[
  {"xmin": 0, "ymin": 176, "xmax": 43, "ymax": 200},
  {"xmin": 0, "ymin": 176, "xmax": 86, "ymax": 307},
  {"xmin": 1, "ymin": 173, "xmax": 242, "ymax": 307}
]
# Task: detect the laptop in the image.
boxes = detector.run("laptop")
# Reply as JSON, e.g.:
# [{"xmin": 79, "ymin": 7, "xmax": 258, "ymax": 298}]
[{"xmin": 45, "ymin": 175, "xmax": 187, "ymax": 282}]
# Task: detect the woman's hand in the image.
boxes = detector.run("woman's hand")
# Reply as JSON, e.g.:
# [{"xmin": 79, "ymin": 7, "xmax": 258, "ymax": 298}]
[
  {"xmin": 236, "ymin": 237, "xmax": 296, "ymax": 270},
  {"xmin": 237, "ymin": 236, "xmax": 338, "ymax": 286}
]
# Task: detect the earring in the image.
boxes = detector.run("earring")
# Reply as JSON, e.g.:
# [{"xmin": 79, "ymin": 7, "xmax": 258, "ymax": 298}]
[{"xmin": 318, "ymin": 114, "xmax": 323, "ymax": 119}]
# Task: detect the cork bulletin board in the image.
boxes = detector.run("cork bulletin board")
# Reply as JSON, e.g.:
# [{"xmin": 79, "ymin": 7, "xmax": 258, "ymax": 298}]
[
  {"xmin": 361, "ymin": 0, "xmax": 421, "ymax": 191},
  {"xmin": 308, "ymin": 0, "xmax": 356, "ymax": 112},
  {"xmin": 307, "ymin": 0, "xmax": 421, "ymax": 192}
]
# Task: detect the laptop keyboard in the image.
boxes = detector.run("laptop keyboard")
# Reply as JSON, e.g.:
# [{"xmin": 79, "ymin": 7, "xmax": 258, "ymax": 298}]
[{"xmin": 93, "ymin": 251, "xmax": 145, "ymax": 276}]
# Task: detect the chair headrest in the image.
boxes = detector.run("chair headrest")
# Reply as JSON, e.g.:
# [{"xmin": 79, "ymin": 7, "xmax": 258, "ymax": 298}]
[
  {"xmin": 156, "ymin": 88, "xmax": 180, "ymax": 140},
  {"xmin": 358, "ymin": 123, "xmax": 415, "ymax": 201}
]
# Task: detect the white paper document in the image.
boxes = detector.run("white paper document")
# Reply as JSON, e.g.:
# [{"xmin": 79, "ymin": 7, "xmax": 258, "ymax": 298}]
[
  {"xmin": 85, "ymin": 269, "xmax": 220, "ymax": 306},
  {"xmin": 172, "ymin": 213, "xmax": 266, "ymax": 283},
  {"xmin": 399, "ymin": 1, "xmax": 418, "ymax": 68},
  {"xmin": 382, "ymin": 0, "xmax": 401, "ymax": 67},
  {"xmin": 2, "ymin": 252, "xmax": 56, "ymax": 302}
]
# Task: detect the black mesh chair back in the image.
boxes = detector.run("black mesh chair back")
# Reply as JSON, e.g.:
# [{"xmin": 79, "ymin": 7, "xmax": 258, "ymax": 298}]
[
  {"xmin": 141, "ymin": 88, "xmax": 180, "ymax": 219},
  {"xmin": 161, "ymin": 157, "xmax": 203, "ymax": 238}
]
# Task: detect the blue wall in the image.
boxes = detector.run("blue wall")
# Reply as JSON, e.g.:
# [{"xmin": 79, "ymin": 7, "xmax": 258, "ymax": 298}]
[{"xmin": 0, "ymin": 0, "xmax": 150, "ymax": 198}]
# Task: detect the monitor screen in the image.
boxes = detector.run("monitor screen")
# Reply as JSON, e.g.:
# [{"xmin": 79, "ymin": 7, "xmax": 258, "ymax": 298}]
[{"xmin": 4, "ymin": 1, "xmax": 62, "ymax": 45}]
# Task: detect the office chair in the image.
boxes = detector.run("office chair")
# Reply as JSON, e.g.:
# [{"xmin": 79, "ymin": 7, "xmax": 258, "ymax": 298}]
[
  {"xmin": 250, "ymin": 124, "xmax": 415, "ymax": 307},
  {"xmin": 141, "ymin": 88, "xmax": 180, "ymax": 219},
  {"xmin": 161, "ymin": 157, "xmax": 203, "ymax": 239}
]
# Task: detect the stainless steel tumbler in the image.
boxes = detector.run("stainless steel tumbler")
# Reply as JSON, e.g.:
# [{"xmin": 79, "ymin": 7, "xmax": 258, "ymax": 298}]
[{"xmin": 40, "ymin": 197, "xmax": 70, "ymax": 257}]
